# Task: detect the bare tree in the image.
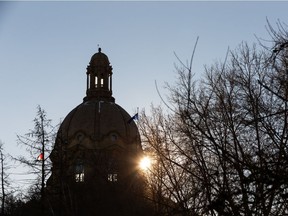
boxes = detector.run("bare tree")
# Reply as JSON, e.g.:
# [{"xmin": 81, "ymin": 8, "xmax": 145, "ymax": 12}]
[
  {"xmin": 1, "ymin": 146, "xmax": 4, "ymax": 216},
  {"xmin": 138, "ymin": 106, "xmax": 202, "ymax": 215},
  {"xmin": 0, "ymin": 141, "xmax": 15, "ymax": 216},
  {"xmin": 258, "ymin": 19, "xmax": 288, "ymax": 103},
  {"xmin": 139, "ymin": 21, "xmax": 288, "ymax": 216},
  {"xmin": 15, "ymin": 105, "xmax": 56, "ymax": 213},
  {"xmin": 0, "ymin": 142, "xmax": 6, "ymax": 216}
]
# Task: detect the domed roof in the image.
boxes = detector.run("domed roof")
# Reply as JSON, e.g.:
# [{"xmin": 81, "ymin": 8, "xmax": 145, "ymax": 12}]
[
  {"xmin": 89, "ymin": 48, "xmax": 110, "ymax": 67},
  {"xmin": 58, "ymin": 100, "xmax": 141, "ymax": 151},
  {"xmin": 52, "ymin": 48, "xmax": 141, "ymax": 156}
]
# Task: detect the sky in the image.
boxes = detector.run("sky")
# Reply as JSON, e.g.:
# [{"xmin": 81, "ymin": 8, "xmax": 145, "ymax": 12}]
[{"xmin": 1, "ymin": 1, "xmax": 288, "ymax": 191}]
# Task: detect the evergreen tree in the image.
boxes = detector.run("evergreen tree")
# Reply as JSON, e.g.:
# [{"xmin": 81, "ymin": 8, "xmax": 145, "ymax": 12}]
[{"xmin": 15, "ymin": 105, "xmax": 56, "ymax": 214}]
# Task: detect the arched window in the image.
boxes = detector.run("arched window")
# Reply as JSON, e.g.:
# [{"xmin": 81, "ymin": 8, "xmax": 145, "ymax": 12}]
[
  {"xmin": 95, "ymin": 77, "xmax": 98, "ymax": 88},
  {"xmin": 107, "ymin": 173, "xmax": 117, "ymax": 182},
  {"xmin": 106, "ymin": 156, "xmax": 118, "ymax": 183},
  {"xmin": 75, "ymin": 160, "xmax": 84, "ymax": 183},
  {"xmin": 100, "ymin": 78, "xmax": 104, "ymax": 87}
]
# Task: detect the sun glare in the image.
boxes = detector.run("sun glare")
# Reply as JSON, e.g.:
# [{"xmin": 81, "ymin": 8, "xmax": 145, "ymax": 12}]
[{"xmin": 139, "ymin": 156, "xmax": 152, "ymax": 171}]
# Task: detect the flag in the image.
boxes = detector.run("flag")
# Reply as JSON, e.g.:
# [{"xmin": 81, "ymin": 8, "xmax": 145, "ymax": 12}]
[
  {"xmin": 37, "ymin": 153, "xmax": 44, "ymax": 161},
  {"xmin": 128, "ymin": 113, "xmax": 138, "ymax": 123}
]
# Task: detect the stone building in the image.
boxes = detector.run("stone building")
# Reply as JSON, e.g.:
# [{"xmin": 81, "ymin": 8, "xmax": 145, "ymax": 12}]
[{"xmin": 46, "ymin": 48, "xmax": 152, "ymax": 216}]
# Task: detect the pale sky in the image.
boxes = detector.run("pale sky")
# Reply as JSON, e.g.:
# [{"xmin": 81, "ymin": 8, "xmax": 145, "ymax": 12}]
[{"xmin": 1, "ymin": 1, "xmax": 288, "ymax": 190}]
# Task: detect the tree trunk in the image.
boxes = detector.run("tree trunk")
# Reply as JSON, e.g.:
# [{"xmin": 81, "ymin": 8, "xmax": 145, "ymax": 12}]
[{"xmin": 1, "ymin": 151, "xmax": 5, "ymax": 216}]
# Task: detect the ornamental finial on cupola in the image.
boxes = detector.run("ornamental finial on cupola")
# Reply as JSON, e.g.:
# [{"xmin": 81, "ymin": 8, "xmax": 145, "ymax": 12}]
[{"xmin": 84, "ymin": 48, "xmax": 114, "ymax": 102}]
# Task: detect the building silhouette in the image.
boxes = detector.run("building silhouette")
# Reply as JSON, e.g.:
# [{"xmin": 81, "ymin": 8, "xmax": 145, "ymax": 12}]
[{"xmin": 46, "ymin": 48, "xmax": 152, "ymax": 216}]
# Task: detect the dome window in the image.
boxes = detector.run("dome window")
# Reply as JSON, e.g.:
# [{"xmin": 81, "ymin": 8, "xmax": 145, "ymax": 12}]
[
  {"xmin": 107, "ymin": 173, "xmax": 118, "ymax": 182},
  {"xmin": 76, "ymin": 132, "xmax": 84, "ymax": 142},
  {"xmin": 75, "ymin": 160, "xmax": 85, "ymax": 183},
  {"xmin": 111, "ymin": 134, "xmax": 118, "ymax": 141}
]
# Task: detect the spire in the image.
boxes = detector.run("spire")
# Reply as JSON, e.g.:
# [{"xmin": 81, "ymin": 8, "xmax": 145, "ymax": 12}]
[{"xmin": 84, "ymin": 48, "xmax": 115, "ymax": 102}]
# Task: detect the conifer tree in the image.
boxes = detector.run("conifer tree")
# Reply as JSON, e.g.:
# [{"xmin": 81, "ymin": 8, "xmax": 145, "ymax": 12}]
[{"xmin": 16, "ymin": 105, "xmax": 56, "ymax": 213}]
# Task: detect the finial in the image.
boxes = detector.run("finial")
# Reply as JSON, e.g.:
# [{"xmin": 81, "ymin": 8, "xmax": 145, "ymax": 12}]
[{"xmin": 97, "ymin": 44, "xmax": 101, "ymax": 53}]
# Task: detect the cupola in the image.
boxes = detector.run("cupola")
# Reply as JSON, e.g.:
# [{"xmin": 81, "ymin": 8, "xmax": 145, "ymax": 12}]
[{"xmin": 84, "ymin": 48, "xmax": 114, "ymax": 102}]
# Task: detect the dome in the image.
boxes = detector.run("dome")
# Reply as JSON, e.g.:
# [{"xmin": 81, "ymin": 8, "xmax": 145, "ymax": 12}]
[
  {"xmin": 47, "ymin": 49, "xmax": 149, "ymax": 216},
  {"xmin": 89, "ymin": 48, "xmax": 110, "ymax": 67},
  {"xmin": 57, "ymin": 99, "xmax": 141, "ymax": 152}
]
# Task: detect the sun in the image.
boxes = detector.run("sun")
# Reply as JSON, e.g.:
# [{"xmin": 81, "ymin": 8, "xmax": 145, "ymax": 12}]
[{"xmin": 139, "ymin": 156, "xmax": 152, "ymax": 171}]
